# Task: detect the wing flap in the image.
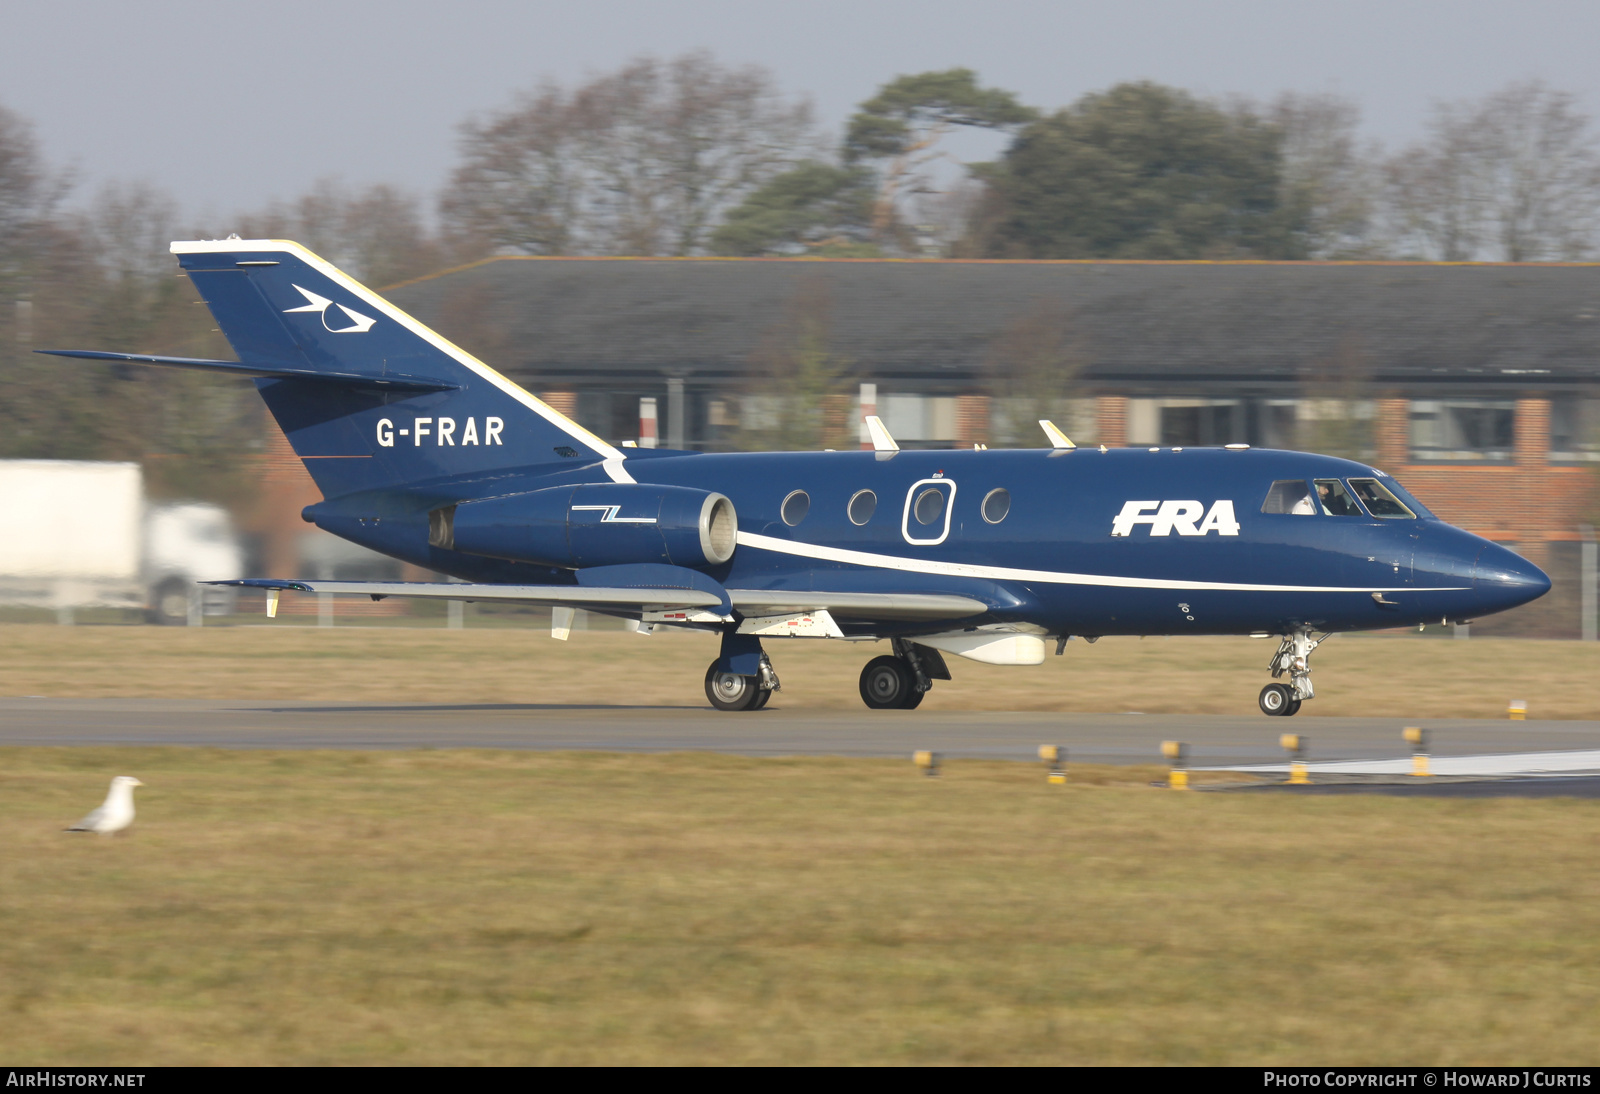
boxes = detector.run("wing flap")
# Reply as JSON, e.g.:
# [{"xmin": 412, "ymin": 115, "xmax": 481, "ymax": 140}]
[{"xmin": 727, "ymin": 590, "xmax": 986, "ymax": 621}]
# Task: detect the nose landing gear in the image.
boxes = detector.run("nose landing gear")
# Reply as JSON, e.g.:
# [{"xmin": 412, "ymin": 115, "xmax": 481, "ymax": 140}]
[
  {"xmin": 1259, "ymin": 629, "xmax": 1328, "ymax": 716},
  {"xmin": 1258, "ymin": 683, "xmax": 1301, "ymax": 717}
]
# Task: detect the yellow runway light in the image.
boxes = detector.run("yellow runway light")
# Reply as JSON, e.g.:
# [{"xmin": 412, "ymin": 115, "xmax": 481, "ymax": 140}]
[
  {"xmin": 1161, "ymin": 741, "xmax": 1188, "ymax": 790},
  {"xmin": 1404, "ymin": 726, "xmax": 1432, "ymax": 777}
]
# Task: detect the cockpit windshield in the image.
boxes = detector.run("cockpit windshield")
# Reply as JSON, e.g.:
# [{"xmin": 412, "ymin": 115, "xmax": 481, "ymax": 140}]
[
  {"xmin": 1313, "ymin": 479, "xmax": 1363, "ymax": 517},
  {"xmin": 1347, "ymin": 478, "xmax": 1416, "ymax": 519},
  {"xmin": 1261, "ymin": 480, "xmax": 1316, "ymax": 515}
]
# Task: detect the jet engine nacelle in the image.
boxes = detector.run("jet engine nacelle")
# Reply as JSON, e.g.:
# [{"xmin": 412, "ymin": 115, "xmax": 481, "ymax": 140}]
[{"xmin": 433, "ymin": 483, "xmax": 737, "ymax": 570}]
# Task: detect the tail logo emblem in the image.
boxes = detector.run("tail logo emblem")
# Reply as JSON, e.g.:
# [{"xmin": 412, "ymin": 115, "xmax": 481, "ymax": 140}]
[{"xmin": 284, "ymin": 285, "xmax": 377, "ymax": 333}]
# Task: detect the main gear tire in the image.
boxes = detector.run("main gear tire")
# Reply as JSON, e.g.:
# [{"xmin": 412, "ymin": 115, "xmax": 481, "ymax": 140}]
[
  {"xmin": 860, "ymin": 656, "xmax": 915, "ymax": 710},
  {"xmin": 705, "ymin": 661, "xmax": 762, "ymax": 711}
]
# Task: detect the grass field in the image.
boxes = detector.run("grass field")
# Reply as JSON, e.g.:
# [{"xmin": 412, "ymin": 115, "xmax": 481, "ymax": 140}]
[
  {"xmin": 2, "ymin": 621, "xmax": 1597, "ymax": 719},
  {"xmin": 3, "ymin": 747, "xmax": 1598, "ymax": 1065}
]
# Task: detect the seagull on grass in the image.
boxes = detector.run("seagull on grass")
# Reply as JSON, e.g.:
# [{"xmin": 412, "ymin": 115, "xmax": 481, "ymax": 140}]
[{"xmin": 65, "ymin": 776, "xmax": 144, "ymax": 835}]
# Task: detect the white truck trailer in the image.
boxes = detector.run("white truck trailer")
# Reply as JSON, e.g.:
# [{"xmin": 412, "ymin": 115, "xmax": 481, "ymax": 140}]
[{"xmin": 0, "ymin": 460, "xmax": 244, "ymax": 624}]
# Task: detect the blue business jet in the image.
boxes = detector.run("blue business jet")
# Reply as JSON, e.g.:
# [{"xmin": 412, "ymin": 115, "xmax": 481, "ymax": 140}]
[{"xmin": 42, "ymin": 239, "xmax": 1551, "ymax": 716}]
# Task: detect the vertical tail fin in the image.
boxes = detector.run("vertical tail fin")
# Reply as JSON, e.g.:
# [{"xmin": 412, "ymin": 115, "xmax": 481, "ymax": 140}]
[{"xmin": 172, "ymin": 239, "xmax": 628, "ymax": 498}]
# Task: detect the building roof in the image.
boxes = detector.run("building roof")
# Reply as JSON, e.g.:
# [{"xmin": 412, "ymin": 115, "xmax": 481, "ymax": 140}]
[{"xmin": 383, "ymin": 257, "xmax": 1600, "ymax": 393}]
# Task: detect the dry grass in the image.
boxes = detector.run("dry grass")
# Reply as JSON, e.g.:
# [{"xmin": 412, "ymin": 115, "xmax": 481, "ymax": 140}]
[
  {"xmin": 2, "ymin": 622, "xmax": 1597, "ymax": 719},
  {"xmin": 2, "ymin": 747, "xmax": 1597, "ymax": 1065}
]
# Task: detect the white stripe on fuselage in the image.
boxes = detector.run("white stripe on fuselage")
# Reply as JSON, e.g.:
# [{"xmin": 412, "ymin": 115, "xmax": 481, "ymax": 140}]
[{"xmin": 735, "ymin": 531, "xmax": 1469, "ymax": 594}]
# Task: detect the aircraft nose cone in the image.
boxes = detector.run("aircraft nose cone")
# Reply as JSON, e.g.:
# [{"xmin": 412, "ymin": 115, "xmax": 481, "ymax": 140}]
[{"xmin": 1474, "ymin": 543, "xmax": 1552, "ymax": 613}]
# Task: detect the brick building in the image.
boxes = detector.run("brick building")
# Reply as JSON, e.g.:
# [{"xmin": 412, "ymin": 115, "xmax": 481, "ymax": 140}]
[{"xmin": 259, "ymin": 257, "xmax": 1600, "ymax": 634}]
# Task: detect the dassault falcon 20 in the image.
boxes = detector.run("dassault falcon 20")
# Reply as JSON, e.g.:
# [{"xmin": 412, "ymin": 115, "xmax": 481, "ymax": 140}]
[{"xmin": 42, "ymin": 239, "xmax": 1550, "ymax": 715}]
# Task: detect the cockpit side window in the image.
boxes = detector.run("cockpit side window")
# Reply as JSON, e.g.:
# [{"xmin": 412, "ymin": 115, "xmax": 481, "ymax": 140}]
[
  {"xmin": 1346, "ymin": 478, "xmax": 1415, "ymax": 519},
  {"xmin": 1261, "ymin": 480, "xmax": 1316, "ymax": 515},
  {"xmin": 1313, "ymin": 479, "xmax": 1363, "ymax": 517}
]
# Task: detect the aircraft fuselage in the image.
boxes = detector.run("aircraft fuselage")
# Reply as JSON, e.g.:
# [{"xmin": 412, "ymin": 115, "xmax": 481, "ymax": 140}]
[{"xmin": 306, "ymin": 444, "xmax": 1546, "ymax": 639}]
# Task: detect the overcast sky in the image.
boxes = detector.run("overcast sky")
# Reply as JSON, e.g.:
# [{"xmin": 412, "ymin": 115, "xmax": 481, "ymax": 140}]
[{"xmin": 5, "ymin": 0, "xmax": 1600, "ymax": 227}]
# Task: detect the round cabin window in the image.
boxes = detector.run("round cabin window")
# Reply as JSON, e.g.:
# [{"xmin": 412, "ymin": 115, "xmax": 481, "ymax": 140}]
[
  {"xmin": 913, "ymin": 487, "xmax": 945, "ymax": 526},
  {"xmin": 981, "ymin": 488, "xmax": 1011, "ymax": 524},
  {"xmin": 781, "ymin": 490, "xmax": 810, "ymax": 526},
  {"xmin": 848, "ymin": 489, "xmax": 877, "ymax": 525}
]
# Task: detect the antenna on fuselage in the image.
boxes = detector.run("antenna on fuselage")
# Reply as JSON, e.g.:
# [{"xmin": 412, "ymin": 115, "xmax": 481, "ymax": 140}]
[
  {"xmin": 864, "ymin": 415, "xmax": 899, "ymax": 453},
  {"xmin": 1039, "ymin": 420, "xmax": 1075, "ymax": 449}
]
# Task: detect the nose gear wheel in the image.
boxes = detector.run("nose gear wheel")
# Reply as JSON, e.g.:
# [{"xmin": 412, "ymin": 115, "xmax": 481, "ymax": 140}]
[{"xmin": 1261, "ymin": 629, "xmax": 1327, "ymax": 715}]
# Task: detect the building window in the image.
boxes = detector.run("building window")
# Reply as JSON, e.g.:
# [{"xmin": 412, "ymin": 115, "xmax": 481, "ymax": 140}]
[
  {"xmin": 1409, "ymin": 400, "xmax": 1515, "ymax": 462},
  {"xmin": 1550, "ymin": 399, "xmax": 1600, "ymax": 463},
  {"xmin": 1127, "ymin": 399, "xmax": 1247, "ymax": 447},
  {"xmin": 990, "ymin": 398, "xmax": 1097, "ymax": 447},
  {"xmin": 1255, "ymin": 401, "xmax": 1301, "ymax": 450},
  {"xmin": 1294, "ymin": 399, "xmax": 1375, "ymax": 461},
  {"xmin": 878, "ymin": 394, "xmax": 957, "ymax": 446}
]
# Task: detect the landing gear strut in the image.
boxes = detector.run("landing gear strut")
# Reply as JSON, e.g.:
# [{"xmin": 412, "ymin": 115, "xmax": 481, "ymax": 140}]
[
  {"xmin": 1259, "ymin": 629, "xmax": 1328, "ymax": 717},
  {"xmin": 859, "ymin": 640, "xmax": 947, "ymax": 710}
]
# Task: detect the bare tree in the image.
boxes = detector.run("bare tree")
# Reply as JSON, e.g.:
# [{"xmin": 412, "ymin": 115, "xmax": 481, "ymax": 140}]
[
  {"xmin": 444, "ymin": 53, "xmax": 816, "ymax": 257},
  {"xmin": 1272, "ymin": 92, "xmax": 1383, "ymax": 258},
  {"xmin": 236, "ymin": 179, "xmax": 440, "ymax": 286},
  {"xmin": 1385, "ymin": 82, "xmax": 1600, "ymax": 261},
  {"xmin": 0, "ymin": 103, "xmax": 68, "ymax": 288},
  {"xmin": 1384, "ymin": 104, "xmax": 1482, "ymax": 261},
  {"xmin": 443, "ymin": 81, "xmax": 587, "ymax": 257},
  {"xmin": 1475, "ymin": 82, "xmax": 1600, "ymax": 260}
]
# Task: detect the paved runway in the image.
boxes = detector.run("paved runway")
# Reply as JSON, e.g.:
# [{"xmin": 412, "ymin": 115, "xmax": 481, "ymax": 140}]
[{"xmin": 3, "ymin": 697, "xmax": 1598, "ymax": 769}]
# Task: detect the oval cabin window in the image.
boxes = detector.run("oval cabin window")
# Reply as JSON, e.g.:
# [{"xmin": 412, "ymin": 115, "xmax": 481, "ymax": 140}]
[
  {"xmin": 913, "ymin": 487, "xmax": 945, "ymax": 525},
  {"xmin": 781, "ymin": 490, "xmax": 810, "ymax": 526},
  {"xmin": 848, "ymin": 489, "xmax": 877, "ymax": 525},
  {"xmin": 981, "ymin": 488, "xmax": 1011, "ymax": 524}
]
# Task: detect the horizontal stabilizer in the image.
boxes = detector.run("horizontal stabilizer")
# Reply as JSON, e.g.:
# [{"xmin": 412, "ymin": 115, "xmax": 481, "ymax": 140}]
[{"xmin": 37, "ymin": 349, "xmax": 457, "ymax": 393}]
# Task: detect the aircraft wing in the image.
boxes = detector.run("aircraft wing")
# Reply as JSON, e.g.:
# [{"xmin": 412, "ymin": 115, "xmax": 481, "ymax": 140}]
[
  {"xmin": 211, "ymin": 580, "xmax": 987, "ymax": 624},
  {"xmin": 209, "ymin": 578, "xmax": 725, "ymax": 613},
  {"xmin": 727, "ymin": 590, "xmax": 986, "ymax": 621}
]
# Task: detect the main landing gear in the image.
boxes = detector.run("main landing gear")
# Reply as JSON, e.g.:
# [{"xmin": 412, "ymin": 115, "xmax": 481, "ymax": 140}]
[
  {"xmin": 703, "ymin": 633, "xmax": 951, "ymax": 713},
  {"xmin": 1258, "ymin": 629, "xmax": 1329, "ymax": 717},
  {"xmin": 859, "ymin": 639, "xmax": 949, "ymax": 710},
  {"xmin": 704, "ymin": 653, "xmax": 779, "ymax": 712}
]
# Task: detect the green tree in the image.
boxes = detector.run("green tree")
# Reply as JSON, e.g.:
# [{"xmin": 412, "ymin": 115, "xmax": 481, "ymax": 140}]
[
  {"xmin": 844, "ymin": 68, "xmax": 1035, "ymax": 247},
  {"xmin": 709, "ymin": 162, "xmax": 873, "ymax": 256},
  {"xmin": 712, "ymin": 68, "xmax": 1033, "ymax": 256},
  {"xmin": 983, "ymin": 82, "xmax": 1305, "ymax": 259}
]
